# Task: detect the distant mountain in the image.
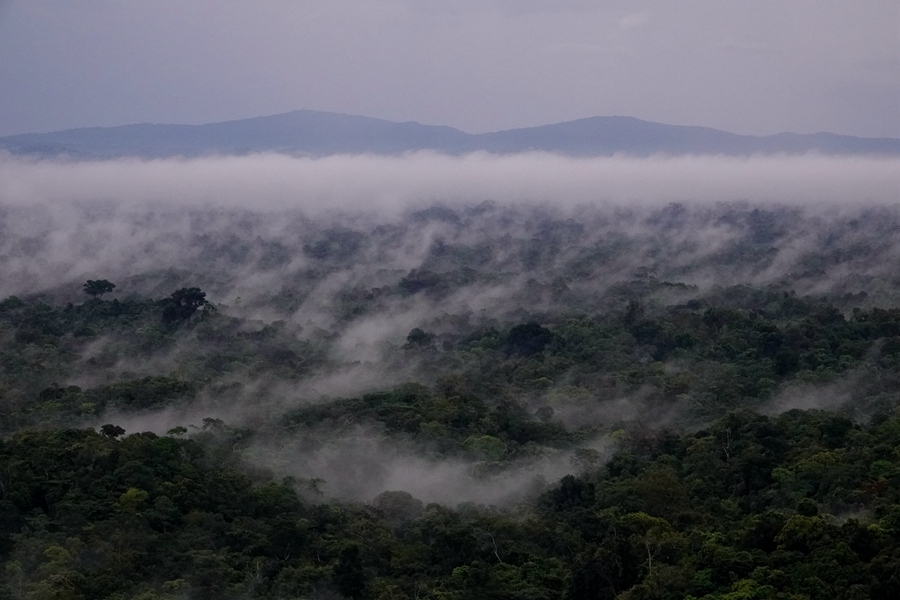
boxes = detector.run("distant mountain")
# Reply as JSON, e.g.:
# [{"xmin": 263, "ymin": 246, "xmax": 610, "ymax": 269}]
[
  {"xmin": 2, "ymin": 110, "xmax": 898, "ymax": 159},
  {"xmin": 474, "ymin": 117, "xmax": 900, "ymax": 156}
]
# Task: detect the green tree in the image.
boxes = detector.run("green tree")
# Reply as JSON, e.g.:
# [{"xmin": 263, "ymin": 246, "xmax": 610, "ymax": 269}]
[
  {"xmin": 100, "ymin": 424, "xmax": 125, "ymax": 439},
  {"xmin": 82, "ymin": 279, "xmax": 115, "ymax": 299},
  {"xmin": 162, "ymin": 287, "xmax": 209, "ymax": 324},
  {"xmin": 334, "ymin": 544, "xmax": 367, "ymax": 599}
]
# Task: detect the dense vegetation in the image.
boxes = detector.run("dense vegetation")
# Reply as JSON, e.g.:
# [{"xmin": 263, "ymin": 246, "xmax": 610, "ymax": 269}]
[
  {"xmin": 4, "ymin": 392, "xmax": 900, "ymax": 599},
  {"xmin": 2, "ymin": 202, "xmax": 900, "ymax": 599}
]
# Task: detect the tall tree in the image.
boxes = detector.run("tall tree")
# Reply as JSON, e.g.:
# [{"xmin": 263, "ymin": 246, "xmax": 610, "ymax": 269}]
[
  {"xmin": 162, "ymin": 287, "xmax": 209, "ymax": 324},
  {"xmin": 82, "ymin": 279, "xmax": 115, "ymax": 299}
]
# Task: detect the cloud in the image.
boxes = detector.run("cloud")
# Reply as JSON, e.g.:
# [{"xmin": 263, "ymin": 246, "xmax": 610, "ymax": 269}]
[
  {"xmin": 1, "ymin": 152, "xmax": 897, "ymax": 214},
  {"xmin": 4, "ymin": 150, "xmax": 898, "ymax": 507},
  {"xmin": 0, "ymin": 151, "xmax": 898, "ymax": 305}
]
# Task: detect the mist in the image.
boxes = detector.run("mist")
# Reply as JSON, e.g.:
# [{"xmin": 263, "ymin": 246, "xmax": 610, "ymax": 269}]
[
  {"xmin": 2, "ymin": 151, "xmax": 898, "ymax": 303},
  {"xmin": 2, "ymin": 152, "xmax": 898, "ymax": 213},
  {"xmin": 3, "ymin": 150, "xmax": 900, "ymax": 506}
]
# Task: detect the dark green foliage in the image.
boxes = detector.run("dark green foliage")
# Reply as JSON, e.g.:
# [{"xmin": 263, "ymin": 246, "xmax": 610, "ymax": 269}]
[
  {"xmin": 2, "ymin": 263, "xmax": 900, "ymax": 598},
  {"xmin": 82, "ymin": 279, "xmax": 116, "ymax": 299},
  {"xmin": 406, "ymin": 327, "xmax": 435, "ymax": 346},
  {"xmin": 282, "ymin": 382, "xmax": 571, "ymax": 457},
  {"xmin": 161, "ymin": 287, "xmax": 209, "ymax": 324},
  {"xmin": 504, "ymin": 322, "xmax": 554, "ymax": 357},
  {"xmin": 100, "ymin": 424, "xmax": 126, "ymax": 438},
  {"xmin": 334, "ymin": 544, "xmax": 367, "ymax": 598},
  {"xmin": 3, "ymin": 395, "xmax": 900, "ymax": 599},
  {"xmin": 28, "ymin": 376, "xmax": 196, "ymax": 422}
]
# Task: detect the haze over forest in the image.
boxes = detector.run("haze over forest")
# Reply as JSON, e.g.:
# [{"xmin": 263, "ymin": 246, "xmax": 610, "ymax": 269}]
[
  {"xmin": 1, "ymin": 2, "xmax": 898, "ymax": 598},
  {"xmin": 2, "ymin": 136, "xmax": 900, "ymax": 598}
]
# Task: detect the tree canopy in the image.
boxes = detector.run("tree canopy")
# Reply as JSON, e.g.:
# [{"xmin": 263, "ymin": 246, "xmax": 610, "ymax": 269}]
[
  {"xmin": 2, "ymin": 202, "xmax": 900, "ymax": 599},
  {"xmin": 82, "ymin": 279, "xmax": 116, "ymax": 299}
]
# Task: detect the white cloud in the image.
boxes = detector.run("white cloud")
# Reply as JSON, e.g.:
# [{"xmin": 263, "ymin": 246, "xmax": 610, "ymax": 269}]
[{"xmin": 1, "ymin": 152, "xmax": 897, "ymax": 215}]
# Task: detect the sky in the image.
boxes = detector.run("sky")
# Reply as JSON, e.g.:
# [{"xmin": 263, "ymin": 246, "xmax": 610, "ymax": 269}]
[{"xmin": 0, "ymin": 0, "xmax": 897, "ymax": 138}]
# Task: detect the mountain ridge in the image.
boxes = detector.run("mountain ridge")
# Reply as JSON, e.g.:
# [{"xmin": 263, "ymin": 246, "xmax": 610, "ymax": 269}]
[{"xmin": 2, "ymin": 109, "xmax": 898, "ymax": 158}]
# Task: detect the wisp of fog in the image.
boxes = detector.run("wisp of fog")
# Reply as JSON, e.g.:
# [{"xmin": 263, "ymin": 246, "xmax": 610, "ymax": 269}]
[
  {"xmin": 2, "ymin": 151, "xmax": 898, "ymax": 212},
  {"xmin": 2, "ymin": 150, "xmax": 899, "ymax": 505}
]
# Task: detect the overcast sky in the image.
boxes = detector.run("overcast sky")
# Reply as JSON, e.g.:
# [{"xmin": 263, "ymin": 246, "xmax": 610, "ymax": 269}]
[{"xmin": 0, "ymin": 0, "xmax": 896, "ymax": 137}]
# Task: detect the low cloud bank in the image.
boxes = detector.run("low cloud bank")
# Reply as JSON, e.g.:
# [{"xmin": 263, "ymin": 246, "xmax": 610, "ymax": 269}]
[
  {"xmin": 1, "ymin": 151, "xmax": 899, "ymax": 310},
  {"xmin": 4, "ymin": 151, "xmax": 897, "ymax": 506},
  {"xmin": 1, "ymin": 151, "xmax": 897, "ymax": 212}
]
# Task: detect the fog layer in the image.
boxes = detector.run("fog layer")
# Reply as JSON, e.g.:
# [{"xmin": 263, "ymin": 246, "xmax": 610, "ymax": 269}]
[
  {"xmin": 2, "ymin": 151, "xmax": 899, "ymax": 504},
  {"xmin": 2, "ymin": 152, "xmax": 898, "ymax": 213}
]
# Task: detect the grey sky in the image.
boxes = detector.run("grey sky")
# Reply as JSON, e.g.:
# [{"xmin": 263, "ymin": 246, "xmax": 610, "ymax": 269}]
[{"xmin": 0, "ymin": 0, "xmax": 896, "ymax": 137}]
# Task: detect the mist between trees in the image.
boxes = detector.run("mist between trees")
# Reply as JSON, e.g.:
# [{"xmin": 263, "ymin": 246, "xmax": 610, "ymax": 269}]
[{"xmin": 2, "ymin": 152, "xmax": 900, "ymax": 599}]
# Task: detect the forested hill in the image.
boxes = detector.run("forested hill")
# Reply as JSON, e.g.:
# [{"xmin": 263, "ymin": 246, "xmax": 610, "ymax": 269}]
[
  {"xmin": 2, "ymin": 279, "xmax": 900, "ymax": 599},
  {"xmin": 2, "ymin": 200, "xmax": 900, "ymax": 599},
  {"xmin": 2, "ymin": 110, "xmax": 899, "ymax": 159}
]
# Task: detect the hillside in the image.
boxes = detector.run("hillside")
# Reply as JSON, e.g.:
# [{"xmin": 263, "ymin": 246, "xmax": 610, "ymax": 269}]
[
  {"xmin": 2, "ymin": 110, "xmax": 899, "ymax": 159},
  {"xmin": 2, "ymin": 200, "xmax": 900, "ymax": 598}
]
